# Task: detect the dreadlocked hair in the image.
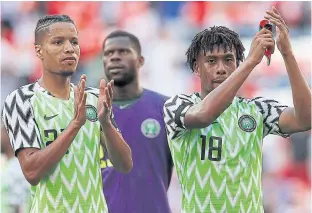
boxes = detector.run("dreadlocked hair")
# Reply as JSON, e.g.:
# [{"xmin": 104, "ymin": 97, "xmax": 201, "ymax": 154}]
[
  {"xmin": 186, "ymin": 26, "xmax": 245, "ymax": 72},
  {"xmin": 35, "ymin": 14, "xmax": 75, "ymax": 44}
]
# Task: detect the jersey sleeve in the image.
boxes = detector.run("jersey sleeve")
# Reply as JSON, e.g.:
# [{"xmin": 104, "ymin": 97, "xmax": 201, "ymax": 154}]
[
  {"xmin": 163, "ymin": 94, "xmax": 195, "ymax": 140},
  {"xmin": 251, "ymin": 97, "xmax": 290, "ymax": 138},
  {"xmin": 1, "ymin": 89, "xmax": 42, "ymax": 156}
]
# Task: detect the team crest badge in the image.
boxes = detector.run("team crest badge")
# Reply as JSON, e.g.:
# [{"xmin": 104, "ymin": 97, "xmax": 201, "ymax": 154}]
[
  {"xmin": 238, "ymin": 115, "xmax": 256, "ymax": 132},
  {"xmin": 141, "ymin": 118, "xmax": 161, "ymax": 138},
  {"xmin": 86, "ymin": 105, "xmax": 98, "ymax": 122}
]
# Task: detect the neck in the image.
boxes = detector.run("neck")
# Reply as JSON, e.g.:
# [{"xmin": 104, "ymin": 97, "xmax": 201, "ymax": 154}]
[
  {"xmin": 200, "ymin": 89, "xmax": 210, "ymax": 100},
  {"xmin": 113, "ymin": 80, "xmax": 143, "ymax": 101},
  {"xmin": 39, "ymin": 71, "xmax": 71, "ymax": 100}
]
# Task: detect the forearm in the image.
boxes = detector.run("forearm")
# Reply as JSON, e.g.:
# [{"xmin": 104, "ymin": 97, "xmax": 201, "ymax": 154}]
[
  {"xmin": 101, "ymin": 121, "xmax": 132, "ymax": 173},
  {"xmin": 189, "ymin": 60, "xmax": 256, "ymax": 127},
  {"xmin": 283, "ymin": 52, "xmax": 311, "ymax": 126},
  {"xmin": 22, "ymin": 122, "xmax": 80, "ymax": 185}
]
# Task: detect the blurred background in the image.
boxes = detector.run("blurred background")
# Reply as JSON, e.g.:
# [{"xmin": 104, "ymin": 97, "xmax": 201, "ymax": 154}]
[{"xmin": 1, "ymin": 1, "xmax": 311, "ymax": 213}]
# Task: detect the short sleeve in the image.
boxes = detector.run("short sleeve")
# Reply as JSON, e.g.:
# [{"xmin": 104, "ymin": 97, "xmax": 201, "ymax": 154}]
[
  {"xmin": 251, "ymin": 97, "xmax": 290, "ymax": 138},
  {"xmin": 163, "ymin": 94, "xmax": 195, "ymax": 140},
  {"xmin": 1, "ymin": 89, "xmax": 42, "ymax": 156}
]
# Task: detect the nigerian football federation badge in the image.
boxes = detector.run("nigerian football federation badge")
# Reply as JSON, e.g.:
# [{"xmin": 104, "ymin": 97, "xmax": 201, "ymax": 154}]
[
  {"xmin": 238, "ymin": 115, "xmax": 257, "ymax": 132},
  {"xmin": 86, "ymin": 105, "xmax": 98, "ymax": 122},
  {"xmin": 141, "ymin": 118, "xmax": 161, "ymax": 138}
]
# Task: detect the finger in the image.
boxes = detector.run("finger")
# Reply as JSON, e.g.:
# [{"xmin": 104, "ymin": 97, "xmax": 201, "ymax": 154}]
[
  {"xmin": 103, "ymin": 100, "xmax": 109, "ymax": 110},
  {"xmin": 79, "ymin": 79, "xmax": 86, "ymax": 102},
  {"xmin": 80, "ymin": 74, "xmax": 86, "ymax": 81},
  {"xmin": 272, "ymin": 6, "xmax": 283, "ymax": 18},
  {"xmin": 74, "ymin": 86, "xmax": 79, "ymax": 113},
  {"xmin": 258, "ymin": 28, "xmax": 273, "ymax": 36},
  {"xmin": 79, "ymin": 92, "xmax": 87, "ymax": 109},
  {"xmin": 257, "ymin": 33, "xmax": 274, "ymax": 39},
  {"xmin": 99, "ymin": 79, "xmax": 106, "ymax": 98},
  {"xmin": 260, "ymin": 40, "xmax": 275, "ymax": 50},
  {"xmin": 266, "ymin": 10, "xmax": 281, "ymax": 21},
  {"xmin": 105, "ymin": 87, "xmax": 112, "ymax": 108},
  {"xmin": 74, "ymin": 85, "xmax": 80, "ymax": 102},
  {"xmin": 267, "ymin": 17, "xmax": 289, "ymax": 33},
  {"xmin": 77, "ymin": 74, "xmax": 86, "ymax": 93},
  {"xmin": 108, "ymin": 80, "xmax": 114, "ymax": 100},
  {"xmin": 82, "ymin": 91, "xmax": 87, "ymax": 106}
]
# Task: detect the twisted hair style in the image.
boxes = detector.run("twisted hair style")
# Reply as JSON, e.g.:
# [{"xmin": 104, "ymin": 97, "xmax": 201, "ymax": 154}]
[{"xmin": 186, "ymin": 26, "xmax": 245, "ymax": 71}]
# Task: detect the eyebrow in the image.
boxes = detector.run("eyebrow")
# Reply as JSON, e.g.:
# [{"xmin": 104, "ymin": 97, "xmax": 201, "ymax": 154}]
[
  {"xmin": 204, "ymin": 53, "xmax": 235, "ymax": 58},
  {"xmin": 51, "ymin": 36, "xmax": 78, "ymax": 40}
]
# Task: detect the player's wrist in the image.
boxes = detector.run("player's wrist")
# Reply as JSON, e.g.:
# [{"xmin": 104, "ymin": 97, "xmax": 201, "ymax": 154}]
[
  {"xmin": 242, "ymin": 58, "xmax": 257, "ymax": 71},
  {"xmin": 100, "ymin": 120, "xmax": 113, "ymax": 130},
  {"xmin": 69, "ymin": 120, "xmax": 83, "ymax": 131}
]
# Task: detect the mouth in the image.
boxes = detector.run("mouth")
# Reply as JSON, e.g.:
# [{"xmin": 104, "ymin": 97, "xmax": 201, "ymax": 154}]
[
  {"xmin": 212, "ymin": 78, "xmax": 226, "ymax": 84},
  {"xmin": 108, "ymin": 65, "xmax": 125, "ymax": 74},
  {"xmin": 62, "ymin": 57, "xmax": 76, "ymax": 63}
]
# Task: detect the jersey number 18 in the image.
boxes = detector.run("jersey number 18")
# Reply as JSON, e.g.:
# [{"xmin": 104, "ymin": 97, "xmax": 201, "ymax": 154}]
[{"xmin": 200, "ymin": 135, "xmax": 222, "ymax": 161}]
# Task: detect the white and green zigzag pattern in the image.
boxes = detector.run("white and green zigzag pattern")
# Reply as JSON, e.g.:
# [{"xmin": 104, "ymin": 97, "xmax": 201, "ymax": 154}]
[
  {"xmin": 29, "ymin": 86, "xmax": 108, "ymax": 213},
  {"xmin": 167, "ymin": 96, "xmax": 266, "ymax": 213}
]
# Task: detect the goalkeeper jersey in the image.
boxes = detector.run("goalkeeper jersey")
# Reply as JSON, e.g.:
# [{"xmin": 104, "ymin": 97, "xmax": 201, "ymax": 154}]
[
  {"xmin": 163, "ymin": 93, "xmax": 290, "ymax": 213},
  {"xmin": 2, "ymin": 82, "xmax": 119, "ymax": 213}
]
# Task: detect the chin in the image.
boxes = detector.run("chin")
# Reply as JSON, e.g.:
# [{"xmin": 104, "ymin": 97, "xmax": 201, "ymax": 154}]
[{"xmin": 60, "ymin": 70, "xmax": 75, "ymax": 77}]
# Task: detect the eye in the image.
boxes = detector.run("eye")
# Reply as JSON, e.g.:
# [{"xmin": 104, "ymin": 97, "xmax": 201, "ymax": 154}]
[
  {"xmin": 53, "ymin": 40, "xmax": 62, "ymax": 45},
  {"xmin": 208, "ymin": 59, "xmax": 215, "ymax": 64},
  {"xmin": 226, "ymin": 58, "xmax": 233, "ymax": 62},
  {"xmin": 71, "ymin": 40, "xmax": 79, "ymax": 45},
  {"xmin": 104, "ymin": 51, "xmax": 113, "ymax": 57}
]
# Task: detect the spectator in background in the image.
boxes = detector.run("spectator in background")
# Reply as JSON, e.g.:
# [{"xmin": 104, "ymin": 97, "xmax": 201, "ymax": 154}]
[{"xmin": 1, "ymin": 126, "xmax": 31, "ymax": 213}]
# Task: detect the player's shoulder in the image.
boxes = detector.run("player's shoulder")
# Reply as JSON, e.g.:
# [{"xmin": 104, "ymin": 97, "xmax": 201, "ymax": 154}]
[
  {"xmin": 143, "ymin": 89, "xmax": 169, "ymax": 103},
  {"xmin": 237, "ymin": 96, "xmax": 282, "ymax": 106},
  {"xmin": 164, "ymin": 92, "xmax": 198, "ymax": 106},
  {"xmin": 4, "ymin": 83, "xmax": 36, "ymax": 105}
]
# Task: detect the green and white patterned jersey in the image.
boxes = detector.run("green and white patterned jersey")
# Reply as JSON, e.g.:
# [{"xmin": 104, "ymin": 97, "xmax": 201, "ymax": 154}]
[
  {"xmin": 2, "ymin": 82, "xmax": 119, "ymax": 213},
  {"xmin": 163, "ymin": 93, "xmax": 290, "ymax": 213}
]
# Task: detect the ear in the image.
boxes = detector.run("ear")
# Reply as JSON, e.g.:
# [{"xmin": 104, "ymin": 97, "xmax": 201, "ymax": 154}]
[
  {"xmin": 138, "ymin": 55, "xmax": 145, "ymax": 68},
  {"xmin": 35, "ymin": 44, "xmax": 43, "ymax": 60},
  {"xmin": 193, "ymin": 61, "xmax": 200, "ymax": 77}
]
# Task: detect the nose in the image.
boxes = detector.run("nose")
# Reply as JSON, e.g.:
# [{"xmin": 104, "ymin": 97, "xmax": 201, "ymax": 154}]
[
  {"xmin": 63, "ymin": 40, "xmax": 74, "ymax": 54},
  {"xmin": 110, "ymin": 52, "xmax": 121, "ymax": 62},
  {"xmin": 216, "ymin": 61, "xmax": 227, "ymax": 75}
]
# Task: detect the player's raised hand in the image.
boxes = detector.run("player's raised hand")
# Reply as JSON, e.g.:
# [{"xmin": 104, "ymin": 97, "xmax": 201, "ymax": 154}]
[
  {"xmin": 246, "ymin": 27, "xmax": 275, "ymax": 65},
  {"xmin": 73, "ymin": 74, "xmax": 87, "ymax": 127},
  {"xmin": 265, "ymin": 6, "xmax": 292, "ymax": 55},
  {"xmin": 98, "ymin": 79, "xmax": 114, "ymax": 125}
]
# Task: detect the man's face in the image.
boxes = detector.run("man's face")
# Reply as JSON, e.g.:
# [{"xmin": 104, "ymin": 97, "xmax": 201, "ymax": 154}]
[
  {"xmin": 194, "ymin": 45, "xmax": 237, "ymax": 94},
  {"xmin": 35, "ymin": 22, "xmax": 80, "ymax": 77},
  {"xmin": 102, "ymin": 36, "xmax": 143, "ymax": 87}
]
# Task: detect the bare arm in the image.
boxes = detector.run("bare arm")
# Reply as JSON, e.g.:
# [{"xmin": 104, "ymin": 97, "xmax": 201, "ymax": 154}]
[
  {"xmin": 277, "ymin": 53, "xmax": 311, "ymax": 134},
  {"xmin": 185, "ymin": 60, "xmax": 255, "ymax": 128},
  {"xmin": 184, "ymin": 28, "xmax": 275, "ymax": 129},
  {"xmin": 101, "ymin": 122, "xmax": 132, "ymax": 173},
  {"xmin": 11, "ymin": 75, "xmax": 87, "ymax": 186},
  {"xmin": 265, "ymin": 7, "xmax": 311, "ymax": 134},
  {"xmin": 97, "ymin": 79, "xmax": 133, "ymax": 173},
  {"xmin": 17, "ymin": 122, "xmax": 81, "ymax": 186}
]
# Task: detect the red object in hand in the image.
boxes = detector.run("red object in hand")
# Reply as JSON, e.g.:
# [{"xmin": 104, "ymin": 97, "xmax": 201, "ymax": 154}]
[{"xmin": 259, "ymin": 20, "xmax": 273, "ymax": 66}]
